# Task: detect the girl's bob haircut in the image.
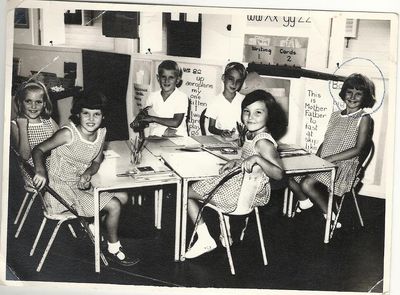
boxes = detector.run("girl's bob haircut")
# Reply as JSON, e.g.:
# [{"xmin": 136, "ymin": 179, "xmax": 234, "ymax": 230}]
[
  {"xmin": 241, "ymin": 89, "xmax": 287, "ymax": 140},
  {"xmin": 15, "ymin": 80, "xmax": 53, "ymax": 119},
  {"xmin": 158, "ymin": 60, "xmax": 183, "ymax": 88},
  {"xmin": 69, "ymin": 90, "xmax": 108, "ymax": 126},
  {"xmin": 339, "ymin": 73, "xmax": 376, "ymax": 108}
]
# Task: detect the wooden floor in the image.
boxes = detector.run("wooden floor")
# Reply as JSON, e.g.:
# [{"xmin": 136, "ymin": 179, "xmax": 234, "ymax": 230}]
[{"xmin": 5, "ymin": 156, "xmax": 385, "ymax": 292}]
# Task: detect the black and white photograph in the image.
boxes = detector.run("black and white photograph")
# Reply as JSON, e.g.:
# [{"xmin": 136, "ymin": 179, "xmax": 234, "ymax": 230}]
[{"xmin": 0, "ymin": 0, "xmax": 399, "ymax": 294}]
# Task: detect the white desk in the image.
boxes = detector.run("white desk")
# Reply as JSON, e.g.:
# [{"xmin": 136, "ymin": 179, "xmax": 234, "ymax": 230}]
[
  {"xmin": 91, "ymin": 141, "xmax": 181, "ymax": 272},
  {"xmin": 281, "ymin": 154, "xmax": 336, "ymax": 244},
  {"xmin": 146, "ymin": 136, "xmax": 337, "ymax": 260}
]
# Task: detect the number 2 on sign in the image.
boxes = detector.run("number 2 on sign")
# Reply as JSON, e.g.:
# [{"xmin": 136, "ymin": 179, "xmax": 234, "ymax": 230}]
[{"xmin": 286, "ymin": 56, "xmax": 292, "ymax": 62}]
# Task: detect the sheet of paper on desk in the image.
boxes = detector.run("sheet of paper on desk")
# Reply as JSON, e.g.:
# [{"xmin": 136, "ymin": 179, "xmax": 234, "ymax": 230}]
[
  {"xmin": 279, "ymin": 148, "xmax": 309, "ymax": 158},
  {"xmin": 103, "ymin": 149, "xmax": 121, "ymax": 158},
  {"xmin": 168, "ymin": 136, "xmax": 201, "ymax": 147}
]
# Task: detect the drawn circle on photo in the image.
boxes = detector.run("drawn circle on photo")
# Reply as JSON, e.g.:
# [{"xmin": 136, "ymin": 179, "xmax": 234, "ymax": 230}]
[{"xmin": 328, "ymin": 57, "xmax": 385, "ymax": 116}]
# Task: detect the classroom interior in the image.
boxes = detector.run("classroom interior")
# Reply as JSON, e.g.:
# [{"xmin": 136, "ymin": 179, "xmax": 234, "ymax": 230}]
[{"xmin": 4, "ymin": 2, "xmax": 397, "ymax": 294}]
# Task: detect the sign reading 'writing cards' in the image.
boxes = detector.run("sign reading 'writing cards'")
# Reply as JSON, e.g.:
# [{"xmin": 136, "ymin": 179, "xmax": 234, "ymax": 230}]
[
  {"xmin": 179, "ymin": 63, "xmax": 223, "ymax": 136},
  {"xmin": 301, "ymin": 79, "xmax": 333, "ymax": 153}
]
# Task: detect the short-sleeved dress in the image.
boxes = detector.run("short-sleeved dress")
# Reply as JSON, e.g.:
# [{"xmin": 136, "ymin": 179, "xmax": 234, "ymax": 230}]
[
  {"xmin": 192, "ymin": 132, "xmax": 277, "ymax": 213},
  {"xmin": 44, "ymin": 121, "xmax": 115, "ymax": 217},
  {"xmin": 12, "ymin": 117, "xmax": 56, "ymax": 187},
  {"xmin": 298, "ymin": 109, "xmax": 368, "ymax": 196}
]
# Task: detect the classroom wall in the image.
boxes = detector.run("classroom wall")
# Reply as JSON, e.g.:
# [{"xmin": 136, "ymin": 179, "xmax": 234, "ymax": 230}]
[{"xmin": 11, "ymin": 7, "xmax": 394, "ymax": 199}]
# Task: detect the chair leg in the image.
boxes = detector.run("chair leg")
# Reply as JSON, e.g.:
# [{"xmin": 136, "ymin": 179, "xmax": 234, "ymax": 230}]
[
  {"xmin": 219, "ymin": 212, "xmax": 235, "ymax": 275},
  {"xmin": 14, "ymin": 191, "xmax": 31, "ymax": 225},
  {"xmin": 254, "ymin": 207, "xmax": 268, "ymax": 266},
  {"xmin": 36, "ymin": 220, "xmax": 64, "ymax": 272},
  {"xmin": 68, "ymin": 224, "xmax": 77, "ymax": 238},
  {"xmin": 352, "ymin": 188, "xmax": 364, "ymax": 227},
  {"xmin": 30, "ymin": 217, "xmax": 47, "ymax": 256},
  {"xmin": 240, "ymin": 217, "xmax": 249, "ymax": 241},
  {"xmin": 15, "ymin": 191, "xmax": 38, "ymax": 238},
  {"xmin": 330, "ymin": 194, "xmax": 346, "ymax": 239}
]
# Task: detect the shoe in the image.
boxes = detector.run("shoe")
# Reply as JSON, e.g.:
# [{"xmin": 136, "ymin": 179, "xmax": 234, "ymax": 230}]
[
  {"xmin": 295, "ymin": 200, "xmax": 314, "ymax": 213},
  {"xmin": 324, "ymin": 213, "xmax": 342, "ymax": 229},
  {"xmin": 106, "ymin": 247, "xmax": 140, "ymax": 267},
  {"xmin": 219, "ymin": 234, "xmax": 233, "ymax": 248},
  {"xmin": 185, "ymin": 237, "xmax": 217, "ymax": 259}
]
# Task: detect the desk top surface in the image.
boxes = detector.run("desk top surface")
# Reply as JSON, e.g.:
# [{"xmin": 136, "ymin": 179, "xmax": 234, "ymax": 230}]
[
  {"xmin": 93, "ymin": 138, "xmax": 335, "ymax": 186},
  {"xmin": 91, "ymin": 140, "xmax": 179, "ymax": 189}
]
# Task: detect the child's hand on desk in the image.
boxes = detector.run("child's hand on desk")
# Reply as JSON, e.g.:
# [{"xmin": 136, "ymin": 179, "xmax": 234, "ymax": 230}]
[
  {"xmin": 163, "ymin": 128, "xmax": 178, "ymax": 137},
  {"xmin": 33, "ymin": 170, "xmax": 47, "ymax": 191},
  {"xmin": 78, "ymin": 173, "xmax": 91, "ymax": 190}
]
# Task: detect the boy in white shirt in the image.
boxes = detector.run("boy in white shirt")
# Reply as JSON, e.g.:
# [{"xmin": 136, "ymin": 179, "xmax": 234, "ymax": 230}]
[
  {"xmin": 139, "ymin": 60, "xmax": 188, "ymax": 137},
  {"xmin": 206, "ymin": 62, "xmax": 247, "ymax": 138}
]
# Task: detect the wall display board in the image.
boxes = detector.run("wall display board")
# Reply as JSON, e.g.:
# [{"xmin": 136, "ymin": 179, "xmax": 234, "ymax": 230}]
[{"xmin": 243, "ymin": 34, "xmax": 308, "ymax": 66}]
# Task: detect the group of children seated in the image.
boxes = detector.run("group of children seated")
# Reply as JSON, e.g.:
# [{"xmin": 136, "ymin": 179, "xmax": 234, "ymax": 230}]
[{"xmin": 10, "ymin": 58, "xmax": 376, "ymax": 267}]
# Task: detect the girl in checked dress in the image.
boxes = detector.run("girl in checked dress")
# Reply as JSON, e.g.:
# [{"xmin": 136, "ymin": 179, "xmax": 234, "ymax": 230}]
[{"xmin": 32, "ymin": 90, "xmax": 139, "ymax": 267}]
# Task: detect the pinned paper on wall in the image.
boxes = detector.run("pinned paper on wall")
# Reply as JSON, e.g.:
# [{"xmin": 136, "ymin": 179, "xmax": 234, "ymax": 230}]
[
  {"xmin": 243, "ymin": 34, "xmax": 308, "ymax": 67},
  {"xmin": 132, "ymin": 59, "xmax": 153, "ymax": 115},
  {"xmin": 301, "ymin": 79, "xmax": 333, "ymax": 153}
]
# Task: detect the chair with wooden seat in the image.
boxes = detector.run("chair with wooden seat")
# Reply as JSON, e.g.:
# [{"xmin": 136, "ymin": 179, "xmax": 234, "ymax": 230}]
[{"xmin": 188, "ymin": 169, "xmax": 268, "ymax": 275}]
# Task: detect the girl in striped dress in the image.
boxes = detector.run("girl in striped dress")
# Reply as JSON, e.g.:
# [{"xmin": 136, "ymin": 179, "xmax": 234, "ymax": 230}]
[
  {"xmin": 11, "ymin": 81, "xmax": 58, "ymax": 186},
  {"xmin": 185, "ymin": 90, "xmax": 286, "ymax": 259},
  {"xmin": 32, "ymin": 90, "xmax": 139, "ymax": 267},
  {"xmin": 289, "ymin": 73, "xmax": 376, "ymax": 226}
]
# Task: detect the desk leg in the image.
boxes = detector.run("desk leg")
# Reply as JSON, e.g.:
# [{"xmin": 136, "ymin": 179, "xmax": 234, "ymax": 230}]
[
  {"xmin": 180, "ymin": 180, "xmax": 189, "ymax": 261},
  {"xmin": 174, "ymin": 181, "xmax": 182, "ymax": 261},
  {"xmin": 324, "ymin": 168, "xmax": 336, "ymax": 243},
  {"xmin": 94, "ymin": 188, "xmax": 101, "ymax": 272}
]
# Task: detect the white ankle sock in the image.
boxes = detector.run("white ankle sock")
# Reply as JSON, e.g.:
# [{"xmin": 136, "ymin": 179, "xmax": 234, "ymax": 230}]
[
  {"xmin": 299, "ymin": 198, "xmax": 313, "ymax": 210},
  {"xmin": 108, "ymin": 240, "xmax": 122, "ymax": 254},
  {"xmin": 197, "ymin": 222, "xmax": 212, "ymax": 240}
]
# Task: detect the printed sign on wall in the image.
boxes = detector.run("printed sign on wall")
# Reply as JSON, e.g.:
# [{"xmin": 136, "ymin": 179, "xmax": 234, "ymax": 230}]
[
  {"xmin": 179, "ymin": 63, "xmax": 222, "ymax": 136},
  {"xmin": 243, "ymin": 34, "xmax": 308, "ymax": 67},
  {"xmin": 301, "ymin": 79, "xmax": 333, "ymax": 153}
]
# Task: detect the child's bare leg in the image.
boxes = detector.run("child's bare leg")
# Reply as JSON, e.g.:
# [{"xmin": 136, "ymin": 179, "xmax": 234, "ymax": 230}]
[
  {"xmin": 187, "ymin": 186, "xmax": 205, "ymax": 225},
  {"xmin": 114, "ymin": 191, "xmax": 129, "ymax": 205},
  {"xmin": 185, "ymin": 186, "xmax": 217, "ymax": 259},
  {"xmin": 300, "ymin": 176, "xmax": 328, "ymax": 213},
  {"xmin": 288, "ymin": 178, "xmax": 309, "ymax": 201},
  {"xmin": 102, "ymin": 198, "xmax": 121, "ymax": 243},
  {"xmin": 101, "ymin": 197, "xmax": 140, "ymax": 266}
]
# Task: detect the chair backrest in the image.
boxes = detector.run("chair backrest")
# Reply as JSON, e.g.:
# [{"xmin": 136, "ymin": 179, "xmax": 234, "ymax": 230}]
[
  {"xmin": 231, "ymin": 168, "xmax": 264, "ymax": 215},
  {"xmin": 358, "ymin": 141, "xmax": 375, "ymax": 174},
  {"xmin": 199, "ymin": 108, "xmax": 209, "ymax": 135}
]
